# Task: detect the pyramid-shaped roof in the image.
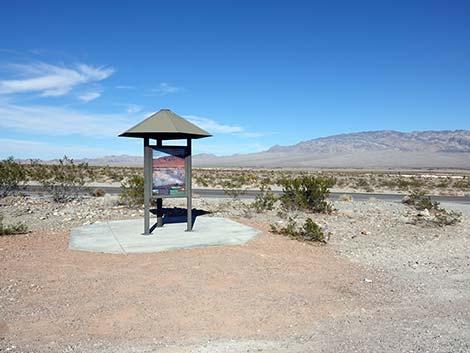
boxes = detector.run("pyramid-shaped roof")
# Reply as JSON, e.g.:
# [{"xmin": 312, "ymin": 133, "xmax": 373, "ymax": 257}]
[{"xmin": 119, "ymin": 109, "xmax": 212, "ymax": 140}]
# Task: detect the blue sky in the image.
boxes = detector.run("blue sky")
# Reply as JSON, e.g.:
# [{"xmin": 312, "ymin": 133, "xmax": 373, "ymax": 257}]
[{"xmin": 1, "ymin": 0, "xmax": 469, "ymax": 159}]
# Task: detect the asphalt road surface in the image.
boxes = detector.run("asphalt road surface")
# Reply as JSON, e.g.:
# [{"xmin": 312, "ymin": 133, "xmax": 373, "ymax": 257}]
[{"xmin": 23, "ymin": 185, "xmax": 470, "ymax": 205}]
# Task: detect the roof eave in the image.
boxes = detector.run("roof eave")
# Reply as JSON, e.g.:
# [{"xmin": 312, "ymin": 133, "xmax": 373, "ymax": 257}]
[{"xmin": 119, "ymin": 132, "xmax": 212, "ymax": 140}]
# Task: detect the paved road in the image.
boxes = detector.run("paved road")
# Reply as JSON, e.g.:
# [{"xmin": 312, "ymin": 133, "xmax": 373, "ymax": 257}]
[{"xmin": 23, "ymin": 185, "xmax": 470, "ymax": 205}]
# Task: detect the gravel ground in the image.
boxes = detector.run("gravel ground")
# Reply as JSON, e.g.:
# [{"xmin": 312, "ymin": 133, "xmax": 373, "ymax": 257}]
[{"xmin": 1, "ymin": 194, "xmax": 469, "ymax": 352}]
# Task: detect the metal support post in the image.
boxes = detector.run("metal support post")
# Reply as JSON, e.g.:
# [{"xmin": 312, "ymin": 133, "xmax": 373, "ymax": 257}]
[
  {"xmin": 155, "ymin": 139, "xmax": 163, "ymax": 228},
  {"xmin": 186, "ymin": 138, "xmax": 193, "ymax": 231},
  {"xmin": 156, "ymin": 198, "xmax": 163, "ymax": 227},
  {"xmin": 143, "ymin": 138, "xmax": 151, "ymax": 235}
]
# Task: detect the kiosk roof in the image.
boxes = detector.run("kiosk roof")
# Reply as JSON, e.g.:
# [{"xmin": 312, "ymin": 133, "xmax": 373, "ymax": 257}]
[{"xmin": 119, "ymin": 109, "xmax": 212, "ymax": 140}]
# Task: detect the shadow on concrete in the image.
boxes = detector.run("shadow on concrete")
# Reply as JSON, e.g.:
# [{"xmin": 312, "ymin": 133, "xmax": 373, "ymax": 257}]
[{"xmin": 150, "ymin": 207, "xmax": 211, "ymax": 229}]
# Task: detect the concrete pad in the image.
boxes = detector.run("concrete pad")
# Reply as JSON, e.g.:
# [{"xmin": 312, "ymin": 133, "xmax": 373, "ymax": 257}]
[{"xmin": 69, "ymin": 217, "xmax": 260, "ymax": 254}]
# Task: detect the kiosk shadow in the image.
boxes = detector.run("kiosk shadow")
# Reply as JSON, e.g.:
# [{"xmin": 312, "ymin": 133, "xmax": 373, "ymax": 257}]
[{"xmin": 150, "ymin": 207, "xmax": 211, "ymax": 231}]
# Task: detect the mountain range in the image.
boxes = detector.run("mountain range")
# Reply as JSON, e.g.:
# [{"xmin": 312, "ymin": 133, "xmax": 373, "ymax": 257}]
[
  {"xmin": 194, "ymin": 130, "xmax": 470, "ymax": 169},
  {"xmin": 22, "ymin": 130, "xmax": 470, "ymax": 169}
]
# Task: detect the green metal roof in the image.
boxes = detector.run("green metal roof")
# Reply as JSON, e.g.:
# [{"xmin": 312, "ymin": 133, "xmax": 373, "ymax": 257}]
[{"xmin": 119, "ymin": 109, "xmax": 212, "ymax": 140}]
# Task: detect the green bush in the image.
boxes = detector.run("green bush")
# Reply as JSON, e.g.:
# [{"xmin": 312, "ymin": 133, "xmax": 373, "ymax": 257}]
[
  {"xmin": 270, "ymin": 217, "xmax": 327, "ymax": 243},
  {"xmin": 120, "ymin": 175, "xmax": 144, "ymax": 206},
  {"xmin": 252, "ymin": 185, "xmax": 278, "ymax": 213},
  {"xmin": 433, "ymin": 209, "xmax": 462, "ymax": 226},
  {"xmin": 403, "ymin": 190, "xmax": 462, "ymax": 227},
  {"xmin": 402, "ymin": 190, "xmax": 438, "ymax": 211},
  {"xmin": 0, "ymin": 156, "xmax": 28, "ymax": 197},
  {"xmin": 0, "ymin": 213, "xmax": 28, "ymax": 236},
  {"xmin": 453, "ymin": 179, "xmax": 470, "ymax": 189},
  {"xmin": 30, "ymin": 156, "xmax": 93, "ymax": 202},
  {"xmin": 278, "ymin": 175, "xmax": 335, "ymax": 213},
  {"xmin": 396, "ymin": 178, "xmax": 425, "ymax": 190}
]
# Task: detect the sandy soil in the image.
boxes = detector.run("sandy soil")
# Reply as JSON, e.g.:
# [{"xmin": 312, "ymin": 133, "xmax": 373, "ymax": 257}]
[
  {"xmin": 1, "ymin": 198, "xmax": 470, "ymax": 352},
  {"xmin": 1, "ymin": 226, "xmax": 378, "ymax": 352}
]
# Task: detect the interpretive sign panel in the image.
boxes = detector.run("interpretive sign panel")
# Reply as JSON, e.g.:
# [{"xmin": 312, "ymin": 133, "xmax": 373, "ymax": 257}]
[{"xmin": 152, "ymin": 147, "xmax": 187, "ymax": 197}]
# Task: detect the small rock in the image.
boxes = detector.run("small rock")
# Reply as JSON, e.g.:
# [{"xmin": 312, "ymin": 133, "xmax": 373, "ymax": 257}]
[{"xmin": 401, "ymin": 195, "xmax": 411, "ymax": 204}]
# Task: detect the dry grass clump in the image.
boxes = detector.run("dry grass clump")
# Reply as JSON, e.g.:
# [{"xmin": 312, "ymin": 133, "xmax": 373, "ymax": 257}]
[
  {"xmin": 339, "ymin": 194, "xmax": 353, "ymax": 202},
  {"xmin": 92, "ymin": 188, "xmax": 106, "ymax": 197},
  {"xmin": 0, "ymin": 213, "xmax": 28, "ymax": 236}
]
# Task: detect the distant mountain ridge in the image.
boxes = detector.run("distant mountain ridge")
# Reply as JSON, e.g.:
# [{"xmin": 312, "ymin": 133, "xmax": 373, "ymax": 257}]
[
  {"xmin": 268, "ymin": 130, "xmax": 470, "ymax": 154},
  {"xmin": 16, "ymin": 130, "xmax": 470, "ymax": 169},
  {"xmin": 194, "ymin": 129, "xmax": 470, "ymax": 169}
]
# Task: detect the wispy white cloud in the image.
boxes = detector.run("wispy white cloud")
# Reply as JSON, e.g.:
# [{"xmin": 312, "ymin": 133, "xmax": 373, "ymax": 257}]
[
  {"xmin": 146, "ymin": 82, "xmax": 182, "ymax": 96},
  {"xmin": 77, "ymin": 90, "xmax": 101, "ymax": 102},
  {"xmin": 0, "ymin": 102, "xmax": 131, "ymax": 137},
  {"xmin": 114, "ymin": 103, "xmax": 143, "ymax": 114},
  {"xmin": 0, "ymin": 138, "xmax": 134, "ymax": 159},
  {"xmin": 125, "ymin": 104, "xmax": 143, "ymax": 114},
  {"xmin": 184, "ymin": 114, "xmax": 269, "ymax": 139},
  {"xmin": 237, "ymin": 132, "xmax": 270, "ymax": 138},
  {"xmin": 115, "ymin": 85, "xmax": 135, "ymax": 90},
  {"xmin": 0, "ymin": 62, "xmax": 114, "ymax": 97},
  {"xmin": 184, "ymin": 115, "xmax": 243, "ymax": 134}
]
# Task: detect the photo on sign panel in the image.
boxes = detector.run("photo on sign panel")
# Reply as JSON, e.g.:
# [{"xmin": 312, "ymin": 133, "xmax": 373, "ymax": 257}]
[{"xmin": 152, "ymin": 147, "xmax": 186, "ymax": 196}]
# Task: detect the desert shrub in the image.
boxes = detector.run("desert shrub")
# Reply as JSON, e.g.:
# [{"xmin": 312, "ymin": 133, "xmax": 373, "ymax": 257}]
[
  {"xmin": 354, "ymin": 179, "xmax": 370, "ymax": 189},
  {"xmin": 396, "ymin": 178, "xmax": 425, "ymax": 190},
  {"xmin": 453, "ymin": 179, "xmax": 470, "ymax": 189},
  {"xmin": 30, "ymin": 156, "xmax": 92, "ymax": 202},
  {"xmin": 0, "ymin": 213, "xmax": 28, "ymax": 236},
  {"xmin": 270, "ymin": 217, "xmax": 328, "ymax": 243},
  {"xmin": 252, "ymin": 185, "xmax": 278, "ymax": 213},
  {"xmin": 278, "ymin": 175, "xmax": 335, "ymax": 213},
  {"xmin": 195, "ymin": 174, "xmax": 209, "ymax": 187},
  {"xmin": 436, "ymin": 180, "xmax": 450, "ymax": 188},
  {"xmin": 379, "ymin": 179, "xmax": 398, "ymax": 189},
  {"xmin": 120, "ymin": 175, "xmax": 144, "ymax": 206},
  {"xmin": 98, "ymin": 165, "xmax": 124, "ymax": 182},
  {"xmin": 433, "ymin": 209, "xmax": 462, "ymax": 226},
  {"xmin": 0, "ymin": 156, "xmax": 28, "ymax": 197},
  {"xmin": 222, "ymin": 179, "xmax": 246, "ymax": 199},
  {"xmin": 231, "ymin": 170, "xmax": 258, "ymax": 187},
  {"xmin": 402, "ymin": 190, "xmax": 438, "ymax": 211},
  {"xmin": 92, "ymin": 188, "xmax": 106, "ymax": 197},
  {"xmin": 259, "ymin": 177, "xmax": 272, "ymax": 187},
  {"xmin": 403, "ymin": 190, "xmax": 462, "ymax": 227}
]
